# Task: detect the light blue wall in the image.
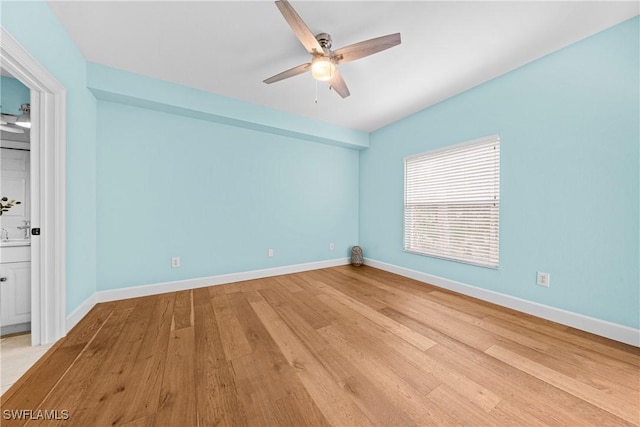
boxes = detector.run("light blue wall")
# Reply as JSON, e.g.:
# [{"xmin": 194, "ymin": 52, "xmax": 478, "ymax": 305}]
[
  {"xmin": 96, "ymin": 101, "xmax": 359, "ymax": 290},
  {"xmin": 360, "ymin": 17, "xmax": 640, "ymax": 328},
  {"xmin": 1, "ymin": 1, "xmax": 97, "ymax": 314},
  {"xmin": 2, "ymin": 2, "xmax": 638, "ymax": 332},
  {"xmin": 0, "ymin": 76, "xmax": 29, "ymax": 115},
  {"xmin": 88, "ymin": 63, "xmax": 369, "ymax": 150}
]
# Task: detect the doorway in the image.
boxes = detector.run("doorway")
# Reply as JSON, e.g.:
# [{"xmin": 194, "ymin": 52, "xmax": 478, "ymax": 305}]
[
  {"xmin": 1, "ymin": 27, "xmax": 67, "ymax": 346},
  {"xmin": 1, "ymin": 141, "xmax": 32, "ymax": 337}
]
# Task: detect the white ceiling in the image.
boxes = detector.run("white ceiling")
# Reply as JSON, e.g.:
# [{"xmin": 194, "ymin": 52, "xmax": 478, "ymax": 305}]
[{"xmin": 48, "ymin": 1, "xmax": 638, "ymax": 132}]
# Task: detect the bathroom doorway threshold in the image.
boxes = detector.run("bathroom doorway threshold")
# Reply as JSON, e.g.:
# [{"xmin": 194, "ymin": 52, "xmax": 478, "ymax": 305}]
[
  {"xmin": 1, "ymin": 27, "xmax": 67, "ymax": 346},
  {"xmin": 0, "ymin": 322, "xmax": 30, "ymax": 337}
]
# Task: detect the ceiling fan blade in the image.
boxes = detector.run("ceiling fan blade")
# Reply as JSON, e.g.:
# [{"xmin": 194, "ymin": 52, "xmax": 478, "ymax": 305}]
[
  {"xmin": 1, "ymin": 113, "xmax": 17, "ymax": 124},
  {"xmin": 329, "ymin": 69, "xmax": 350, "ymax": 98},
  {"xmin": 275, "ymin": 0, "xmax": 324, "ymax": 55},
  {"xmin": 0, "ymin": 124, "xmax": 25, "ymax": 134},
  {"xmin": 263, "ymin": 63, "xmax": 311, "ymax": 84},
  {"xmin": 333, "ymin": 33, "xmax": 401, "ymax": 64}
]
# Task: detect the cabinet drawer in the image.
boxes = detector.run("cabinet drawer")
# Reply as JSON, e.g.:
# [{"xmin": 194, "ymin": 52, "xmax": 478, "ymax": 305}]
[{"xmin": 0, "ymin": 245, "xmax": 30, "ymax": 263}]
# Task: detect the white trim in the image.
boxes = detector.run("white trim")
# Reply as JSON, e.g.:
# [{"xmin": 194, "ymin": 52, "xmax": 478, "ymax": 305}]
[
  {"xmin": 1, "ymin": 28, "xmax": 67, "ymax": 346},
  {"xmin": 364, "ymin": 258, "xmax": 640, "ymax": 347},
  {"xmin": 65, "ymin": 258, "xmax": 350, "ymax": 328},
  {"xmin": 65, "ymin": 293, "xmax": 96, "ymax": 333},
  {"xmin": 403, "ymin": 133, "xmax": 500, "ymax": 161},
  {"xmin": 97, "ymin": 258, "xmax": 350, "ymax": 303}
]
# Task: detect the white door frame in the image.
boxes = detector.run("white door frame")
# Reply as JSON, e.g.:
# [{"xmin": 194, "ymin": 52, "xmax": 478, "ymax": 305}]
[{"xmin": 1, "ymin": 27, "xmax": 67, "ymax": 345}]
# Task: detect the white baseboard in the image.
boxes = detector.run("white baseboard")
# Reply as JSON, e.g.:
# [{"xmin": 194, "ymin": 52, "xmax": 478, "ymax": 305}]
[
  {"xmin": 65, "ymin": 293, "xmax": 97, "ymax": 333},
  {"xmin": 66, "ymin": 257, "xmax": 350, "ymax": 332},
  {"xmin": 365, "ymin": 258, "xmax": 640, "ymax": 347}
]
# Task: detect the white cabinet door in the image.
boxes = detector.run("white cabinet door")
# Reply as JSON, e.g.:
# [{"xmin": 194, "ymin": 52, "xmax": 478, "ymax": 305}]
[{"xmin": 0, "ymin": 261, "xmax": 31, "ymax": 326}]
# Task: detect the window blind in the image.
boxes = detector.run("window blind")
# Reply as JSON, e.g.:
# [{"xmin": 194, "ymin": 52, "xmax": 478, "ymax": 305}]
[{"xmin": 404, "ymin": 135, "xmax": 500, "ymax": 268}]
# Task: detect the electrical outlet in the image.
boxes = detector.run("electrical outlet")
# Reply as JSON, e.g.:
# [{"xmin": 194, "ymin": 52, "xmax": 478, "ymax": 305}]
[
  {"xmin": 536, "ymin": 272, "xmax": 550, "ymax": 287},
  {"xmin": 171, "ymin": 256, "xmax": 181, "ymax": 268},
  {"xmin": 268, "ymin": 248, "xmax": 274, "ymax": 258},
  {"xmin": 329, "ymin": 243, "xmax": 335, "ymax": 251}
]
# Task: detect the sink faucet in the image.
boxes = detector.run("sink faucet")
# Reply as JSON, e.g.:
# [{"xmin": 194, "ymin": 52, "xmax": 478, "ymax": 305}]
[
  {"xmin": 0, "ymin": 228, "xmax": 7, "ymax": 241},
  {"xmin": 17, "ymin": 220, "xmax": 30, "ymax": 239}
]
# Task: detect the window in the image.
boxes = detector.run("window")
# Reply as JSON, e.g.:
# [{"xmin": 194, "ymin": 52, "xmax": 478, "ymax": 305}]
[{"xmin": 404, "ymin": 135, "xmax": 500, "ymax": 268}]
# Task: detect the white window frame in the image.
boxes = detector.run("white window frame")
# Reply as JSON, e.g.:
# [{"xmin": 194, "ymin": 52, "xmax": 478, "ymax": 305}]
[{"xmin": 402, "ymin": 134, "xmax": 500, "ymax": 269}]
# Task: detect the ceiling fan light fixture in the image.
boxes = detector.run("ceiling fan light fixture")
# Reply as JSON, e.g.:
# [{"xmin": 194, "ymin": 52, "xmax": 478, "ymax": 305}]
[
  {"xmin": 16, "ymin": 104, "xmax": 31, "ymax": 129},
  {"xmin": 311, "ymin": 56, "xmax": 335, "ymax": 81}
]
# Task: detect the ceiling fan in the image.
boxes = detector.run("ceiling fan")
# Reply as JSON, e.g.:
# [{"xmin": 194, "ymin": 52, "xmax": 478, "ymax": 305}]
[
  {"xmin": 0, "ymin": 114, "xmax": 25, "ymax": 134},
  {"xmin": 263, "ymin": 0, "xmax": 401, "ymax": 98}
]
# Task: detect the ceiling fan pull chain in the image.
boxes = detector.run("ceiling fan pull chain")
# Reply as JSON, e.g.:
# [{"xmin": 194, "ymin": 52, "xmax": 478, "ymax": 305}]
[{"xmin": 315, "ymin": 79, "xmax": 318, "ymax": 104}]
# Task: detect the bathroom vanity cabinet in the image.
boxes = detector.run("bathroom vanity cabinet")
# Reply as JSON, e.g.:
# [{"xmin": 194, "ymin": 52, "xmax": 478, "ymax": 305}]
[{"xmin": 0, "ymin": 244, "xmax": 31, "ymax": 334}]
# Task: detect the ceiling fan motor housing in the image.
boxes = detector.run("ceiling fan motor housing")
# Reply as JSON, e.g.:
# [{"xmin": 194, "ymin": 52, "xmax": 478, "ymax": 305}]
[{"xmin": 315, "ymin": 33, "xmax": 332, "ymax": 51}]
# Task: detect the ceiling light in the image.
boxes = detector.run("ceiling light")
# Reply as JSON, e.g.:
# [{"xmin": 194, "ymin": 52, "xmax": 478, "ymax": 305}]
[
  {"xmin": 15, "ymin": 104, "xmax": 31, "ymax": 129},
  {"xmin": 311, "ymin": 56, "xmax": 335, "ymax": 82}
]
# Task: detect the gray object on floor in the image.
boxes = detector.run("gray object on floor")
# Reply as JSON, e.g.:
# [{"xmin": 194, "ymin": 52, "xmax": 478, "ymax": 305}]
[{"xmin": 351, "ymin": 246, "xmax": 363, "ymax": 266}]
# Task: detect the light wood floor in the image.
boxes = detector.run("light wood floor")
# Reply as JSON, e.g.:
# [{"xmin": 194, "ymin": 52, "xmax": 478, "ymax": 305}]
[{"xmin": 2, "ymin": 266, "xmax": 639, "ymax": 426}]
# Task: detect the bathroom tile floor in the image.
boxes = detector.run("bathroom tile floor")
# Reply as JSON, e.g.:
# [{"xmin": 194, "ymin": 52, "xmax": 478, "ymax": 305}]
[{"xmin": 0, "ymin": 334, "xmax": 52, "ymax": 395}]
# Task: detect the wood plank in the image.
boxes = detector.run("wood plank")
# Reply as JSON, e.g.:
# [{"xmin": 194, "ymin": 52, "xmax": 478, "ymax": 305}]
[
  {"xmin": 0, "ymin": 344, "xmax": 85, "ymax": 427},
  {"xmin": 478, "ymin": 314, "xmax": 640, "ymax": 378},
  {"xmin": 305, "ymin": 268, "xmax": 389, "ymax": 310},
  {"xmin": 24, "ymin": 298, "xmax": 139, "ymax": 427},
  {"xmin": 338, "ymin": 374, "xmax": 420, "ymax": 426},
  {"xmin": 260, "ymin": 285, "xmax": 332, "ymax": 329},
  {"xmin": 120, "ymin": 293, "xmax": 176, "ymax": 425},
  {"xmin": 490, "ymin": 337, "xmax": 640, "ymax": 403},
  {"xmin": 433, "ymin": 340, "xmax": 636, "ymax": 426},
  {"xmin": 156, "ymin": 326, "xmax": 197, "ymax": 427},
  {"xmin": 380, "ymin": 291, "xmax": 501, "ymax": 351},
  {"xmin": 334, "ymin": 265, "xmax": 440, "ymax": 297},
  {"xmin": 257, "ymin": 287, "xmax": 426, "ymax": 425},
  {"xmin": 211, "ymin": 293, "xmax": 252, "ymax": 360},
  {"xmin": 172, "ymin": 290, "xmax": 192, "ymax": 330},
  {"xmin": 314, "ymin": 280, "xmax": 437, "ymax": 351},
  {"xmin": 316, "ymin": 294, "xmax": 442, "ymax": 396},
  {"xmin": 429, "ymin": 289, "xmax": 568, "ymax": 330},
  {"xmin": 318, "ymin": 323, "xmax": 455, "ymax": 426},
  {"xmin": 0, "ymin": 302, "xmax": 115, "ymax": 407},
  {"xmin": 486, "ymin": 344, "xmax": 639, "ymax": 425},
  {"xmin": 192, "ymin": 287, "xmax": 247, "ymax": 427},
  {"xmin": 273, "ymin": 274, "xmax": 305, "ymax": 293},
  {"xmin": 63, "ymin": 301, "xmax": 118, "ymax": 347},
  {"xmin": 329, "ymin": 267, "xmax": 504, "ymax": 352},
  {"xmin": 68, "ymin": 296, "xmax": 160, "ymax": 426},
  {"xmin": 260, "ymin": 289, "xmax": 331, "ymax": 356},
  {"xmin": 489, "ymin": 400, "xmax": 553, "ymax": 427},
  {"xmin": 426, "ymin": 384, "xmax": 499, "ymax": 426},
  {"xmin": 120, "ymin": 415, "xmax": 156, "ymax": 427},
  {"xmin": 226, "ymin": 291, "xmax": 328, "ymax": 427},
  {"xmin": 249, "ymin": 293, "xmax": 375, "ymax": 427},
  {"xmin": 383, "ymin": 305, "xmax": 636, "ymax": 426}
]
